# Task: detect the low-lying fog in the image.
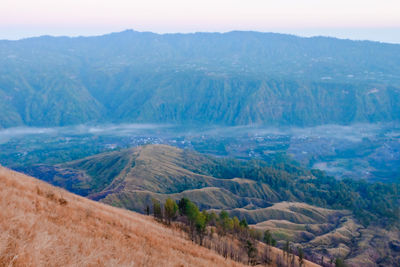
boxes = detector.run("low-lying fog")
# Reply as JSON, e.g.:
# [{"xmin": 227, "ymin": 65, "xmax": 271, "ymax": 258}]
[
  {"xmin": 0, "ymin": 123, "xmax": 171, "ymax": 140},
  {"xmin": 1, "ymin": 123, "xmax": 399, "ymax": 183},
  {"xmin": 1, "ymin": 122, "xmax": 397, "ymax": 139}
]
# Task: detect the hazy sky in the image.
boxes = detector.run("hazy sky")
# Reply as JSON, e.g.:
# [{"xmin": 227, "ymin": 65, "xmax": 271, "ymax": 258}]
[{"xmin": 1, "ymin": 0, "xmax": 400, "ymax": 43}]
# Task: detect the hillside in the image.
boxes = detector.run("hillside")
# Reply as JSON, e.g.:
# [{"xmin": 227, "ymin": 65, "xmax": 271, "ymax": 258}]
[
  {"xmin": 0, "ymin": 165, "xmax": 248, "ymax": 266},
  {"xmin": 19, "ymin": 144, "xmax": 400, "ymax": 266},
  {"xmin": 1, "ymin": 30, "xmax": 400, "ymax": 128}
]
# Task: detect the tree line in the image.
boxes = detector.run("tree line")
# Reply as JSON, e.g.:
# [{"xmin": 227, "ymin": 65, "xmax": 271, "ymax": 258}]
[
  {"xmin": 189, "ymin": 154, "xmax": 400, "ymax": 228},
  {"xmin": 147, "ymin": 197, "xmax": 345, "ymax": 266}
]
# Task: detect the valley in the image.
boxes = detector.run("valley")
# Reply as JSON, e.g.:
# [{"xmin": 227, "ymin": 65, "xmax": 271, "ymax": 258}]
[
  {"xmin": 16, "ymin": 144, "xmax": 400, "ymax": 266},
  {"xmin": 1, "ymin": 30, "xmax": 399, "ymax": 267},
  {"xmin": 1, "ymin": 123, "xmax": 399, "ymax": 183}
]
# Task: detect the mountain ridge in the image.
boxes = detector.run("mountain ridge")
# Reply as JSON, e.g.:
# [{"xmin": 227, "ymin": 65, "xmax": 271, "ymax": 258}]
[
  {"xmin": 7, "ymin": 29, "xmax": 399, "ymax": 46},
  {"xmin": 1, "ymin": 30, "xmax": 400, "ymax": 128}
]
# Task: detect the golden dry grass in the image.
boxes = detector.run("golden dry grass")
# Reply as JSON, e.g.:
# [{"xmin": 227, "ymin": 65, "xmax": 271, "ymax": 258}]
[
  {"xmin": 0, "ymin": 166, "xmax": 246, "ymax": 267},
  {"xmin": 257, "ymin": 244, "xmax": 320, "ymax": 267}
]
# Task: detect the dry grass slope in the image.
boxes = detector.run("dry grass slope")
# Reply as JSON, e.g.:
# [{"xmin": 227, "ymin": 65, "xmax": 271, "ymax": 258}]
[
  {"xmin": 0, "ymin": 166, "xmax": 246, "ymax": 267},
  {"xmin": 95, "ymin": 145, "xmax": 277, "ymax": 210}
]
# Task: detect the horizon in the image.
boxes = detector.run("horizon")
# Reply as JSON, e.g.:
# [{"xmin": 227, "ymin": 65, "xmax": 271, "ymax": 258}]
[
  {"xmin": 2, "ymin": 0, "xmax": 400, "ymax": 43},
  {"xmin": 2, "ymin": 28, "xmax": 400, "ymax": 45}
]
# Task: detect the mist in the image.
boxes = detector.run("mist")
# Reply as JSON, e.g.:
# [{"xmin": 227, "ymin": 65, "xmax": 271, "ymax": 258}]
[
  {"xmin": 1, "ymin": 122, "xmax": 398, "ymax": 182},
  {"xmin": 0, "ymin": 123, "xmax": 171, "ymax": 140}
]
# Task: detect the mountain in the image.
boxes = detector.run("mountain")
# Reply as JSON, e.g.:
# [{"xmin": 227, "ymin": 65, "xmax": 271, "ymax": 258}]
[
  {"xmin": 0, "ymin": 165, "xmax": 247, "ymax": 266},
  {"xmin": 19, "ymin": 144, "xmax": 400, "ymax": 266},
  {"xmin": 1, "ymin": 30, "xmax": 400, "ymax": 128}
]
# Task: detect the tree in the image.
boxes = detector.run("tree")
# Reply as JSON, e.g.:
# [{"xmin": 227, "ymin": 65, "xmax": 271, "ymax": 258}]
[
  {"xmin": 284, "ymin": 241, "xmax": 290, "ymax": 266},
  {"xmin": 291, "ymin": 252, "xmax": 295, "ymax": 267},
  {"xmin": 152, "ymin": 198, "xmax": 163, "ymax": 221},
  {"xmin": 178, "ymin": 197, "xmax": 190, "ymax": 216},
  {"xmin": 262, "ymin": 237, "xmax": 273, "ymax": 265},
  {"xmin": 297, "ymin": 247, "xmax": 304, "ymax": 267},
  {"xmin": 245, "ymin": 240, "xmax": 258, "ymax": 265},
  {"xmin": 335, "ymin": 258, "xmax": 347, "ymax": 267},
  {"xmin": 218, "ymin": 210, "xmax": 234, "ymax": 235},
  {"xmin": 164, "ymin": 198, "xmax": 178, "ymax": 224},
  {"xmin": 219, "ymin": 210, "xmax": 229, "ymax": 220},
  {"xmin": 249, "ymin": 228, "xmax": 262, "ymax": 241},
  {"xmin": 233, "ymin": 216, "xmax": 241, "ymax": 232},
  {"xmin": 261, "ymin": 230, "xmax": 275, "ymax": 266},
  {"xmin": 205, "ymin": 211, "xmax": 218, "ymax": 226},
  {"xmin": 261, "ymin": 245, "xmax": 272, "ymax": 265},
  {"xmin": 185, "ymin": 200, "xmax": 200, "ymax": 241},
  {"xmin": 263, "ymin": 230, "xmax": 272, "ymax": 245},
  {"xmin": 239, "ymin": 218, "xmax": 248, "ymax": 228},
  {"xmin": 195, "ymin": 211, "xmax": 207, "ymax": 245}
]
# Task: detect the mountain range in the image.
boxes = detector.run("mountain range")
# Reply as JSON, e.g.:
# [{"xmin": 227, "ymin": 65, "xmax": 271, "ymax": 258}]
[
  {"xmin": 2, "ymin": 30, "xmax": 400, "ymax": 266},
  {"xmin": 1, "ymin": 30, "xmax": 400, "ymax": 128}
]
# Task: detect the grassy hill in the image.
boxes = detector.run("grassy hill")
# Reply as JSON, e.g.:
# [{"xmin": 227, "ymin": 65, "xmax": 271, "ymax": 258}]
[
  {"xmin": 19, "ymin": 144, "xmax": 400, "ymax": 266},
  {"xmin": 0, "ymin": 164, "xmax": 326, "ymax": 267},
  {"xmin": 0, "ymin": 166, "xmax": 249, "ymax": 266}
]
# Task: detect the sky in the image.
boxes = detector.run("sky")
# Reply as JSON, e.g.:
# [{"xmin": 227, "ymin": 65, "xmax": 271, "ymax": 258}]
[{"xmin": 1, "ymin": 0, "xmax": 400, "ymax": 43}]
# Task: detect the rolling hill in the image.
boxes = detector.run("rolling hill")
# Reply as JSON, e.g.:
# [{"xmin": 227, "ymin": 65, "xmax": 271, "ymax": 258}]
[
  {"xmin": 19, "ymin": 144, "xmax": 400, "ymax": 266},
  {"xmin": 0, "ymin": 163, "xmax": 326, "ymax": 267},
  {"xmin": 0, "ymin": 165, "xmax": 247, "ymax": 266},
  {"xmin": 1, "ymin": 30, "xmax": 400, "ymax": 128}
]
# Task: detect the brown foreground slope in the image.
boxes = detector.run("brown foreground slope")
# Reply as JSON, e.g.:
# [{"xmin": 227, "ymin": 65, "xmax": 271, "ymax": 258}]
[
  {"xmin": 0, "ymin": 166, "xmax": 245, "ymax": 267},
  {"xmin": 0, "ymin": 166, "xmax": 321, "ymax": 267}
]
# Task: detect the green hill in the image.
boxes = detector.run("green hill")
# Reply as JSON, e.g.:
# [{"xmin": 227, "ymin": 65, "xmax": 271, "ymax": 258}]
[{"xmin": 1, "ymin": 30, "xmax": 400, "ymax": 128}]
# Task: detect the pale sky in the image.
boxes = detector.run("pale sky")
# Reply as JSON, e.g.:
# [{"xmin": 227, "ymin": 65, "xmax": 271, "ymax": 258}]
[{"xmin": 1, "ymin": 0, "xmax": 400, "ymax": 43}]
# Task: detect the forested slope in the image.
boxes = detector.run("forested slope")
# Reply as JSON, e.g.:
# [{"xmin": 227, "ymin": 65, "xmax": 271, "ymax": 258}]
[{"xmin": 1, "ymin": 30, "xmax": 400, "ymax": 127}]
